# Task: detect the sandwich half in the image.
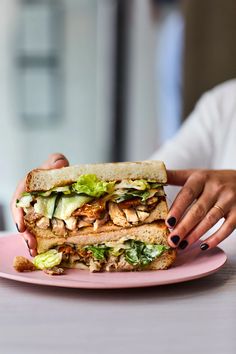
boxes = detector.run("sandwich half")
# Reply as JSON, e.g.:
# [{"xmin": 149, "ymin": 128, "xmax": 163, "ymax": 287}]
[{"xmin": 16, "ymin": 161, "xmax": 176, "ymax": 272}]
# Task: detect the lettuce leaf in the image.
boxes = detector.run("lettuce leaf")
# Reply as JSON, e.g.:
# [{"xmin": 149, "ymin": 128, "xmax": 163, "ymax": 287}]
[
  {"xmin": 53, "ymin": 195, "xmax": 92, "ymax": 220},
  {"xmin": 112, "ymin": 189, "xmax": 150, "ymax": 203},
  {"xmin": 34, "ymin": 195, "xmax": 58, "ymax": 219},
  {"xmin": 33, "ymin": 249, "xmax": 62, "ymax": 270},
  {"xmin": 16, "ymin": 194, "xmax": 33, "ymax": 208},
  {"xmin": 124, "ymin": 240, "xmax": 169, "ymax": 266},
  {"xmin": 84, "ymin": 245, "xmax": 111, "ymax": 260},
  {"xmin": 72, "ymin": 174, "xmax": 115, "ymax": 198},
  {"xmin": 114, "ymin": 179, "xmax": 150, "ymax": 190}
]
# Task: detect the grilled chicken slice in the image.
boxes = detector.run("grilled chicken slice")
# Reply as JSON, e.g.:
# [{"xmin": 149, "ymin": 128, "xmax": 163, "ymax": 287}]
[
  {"xmin": 123, "ymin": 208, "xmax": 139, "ymax": 225},
  {"xmin": 51, "ymin": 218, "xmax": 67, "ymax": 236},
  {"xmin": 24, "ymin": 206, "xmax": 41, "ymax": 223},
  {"xmin": 136, "ymin": 210, "xmax": 149, "ymax": 222},
  {"xmin": 108, "ymin": 202, "xmax": 130, "ymax": 227},
  {"xmin": 36, "ymin": 217, "xmax": 50, "ymax": 230},
  {"xmin": 145, "ymin": 201, "xmax": 168, "ymax": 223},
  {"xmin": 78, "ymin": 219, "xmax": 93, "ymax": 228},
  {"xmin": 93, "ymin": 213, "xmax": 109, "ymax": 231},
  {"xmin": 64, "ymin": 216, "xmax": 77, "ymax": 231}
]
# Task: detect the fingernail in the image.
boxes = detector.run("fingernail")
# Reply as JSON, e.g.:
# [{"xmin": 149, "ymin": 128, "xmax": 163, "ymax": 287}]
[
  {"xmin": 25, "ymin": 240, "xmax": 30, "ymax": 249},
  {"xmin": 170, "ymin": 235, "xmax": 180, "ymax": 245},
  {"xmin": 200, "ymin": 243, "xmax": 209, "ymax": 251},
  {"xmin": 29, "ymin": 249, "xmax": 33, "ymax": 257},
  {"xmin": 54, "ymin": 157, "xmax": 65, "ymax": 164},
  {"xmin": 179, "ymin": 240, "xmax": 188, "ymax": 250},
  {"xmin": 15, "ymin": 223, "xmax": 20, "ymax": 232},
  {"xmin": 167, "ymin": 217, "xmax": 176, "ymax": 227}
]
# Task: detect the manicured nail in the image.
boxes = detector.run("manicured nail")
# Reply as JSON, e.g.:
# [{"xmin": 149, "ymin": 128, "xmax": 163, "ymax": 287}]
[
  {"xmin": 25, "ymin": 240, "xmax": 30, "ymax": 249},
  {"xmin": 15, "ymin": 223, "xmax": 20, "ymax": 232},
  {"xmin": 170, "ymin": 235, "xmax": 180, "ymax": 245},
  {"xmin": 200, "ymin": 243, "xmax": 209, "ymax": 251},
  {"xmin": 29, "ymin": 249, "xmax": 33, "ymax": 257},
  {"xmin": 167, "ymin": 217, "xmax": 176, "ymax": 227},
  {"xmin": 179, "ymin": 240, "xmax": 188, "ymax": 250}
]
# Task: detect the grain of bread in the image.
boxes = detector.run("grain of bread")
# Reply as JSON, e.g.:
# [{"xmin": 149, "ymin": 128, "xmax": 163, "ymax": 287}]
[{"xmin": 25, "ymin": 160, "xmax": 167, "ymax": 192}]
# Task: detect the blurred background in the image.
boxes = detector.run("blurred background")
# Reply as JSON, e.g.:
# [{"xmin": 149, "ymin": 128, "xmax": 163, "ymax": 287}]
[{"xmin": 1, "ymin": 0, "xmax": 236, "ymax": 230}]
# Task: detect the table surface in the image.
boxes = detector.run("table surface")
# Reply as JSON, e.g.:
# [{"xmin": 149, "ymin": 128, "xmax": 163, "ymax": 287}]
[{"xmin": 0, "ymin": 232, "xmax": 235, "ymax": 354}]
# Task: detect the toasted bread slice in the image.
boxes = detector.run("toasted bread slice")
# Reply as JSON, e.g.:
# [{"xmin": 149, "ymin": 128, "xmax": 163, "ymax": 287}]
[{"xmin": 25, "ymin": 161, "xmax": 167, "ymax": 192}]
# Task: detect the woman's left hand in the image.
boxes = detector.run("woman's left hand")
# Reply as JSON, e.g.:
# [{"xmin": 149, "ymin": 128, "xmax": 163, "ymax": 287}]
[{"xmin": 166, "ymin": 169, "xmax": 236, "ymax": 251}]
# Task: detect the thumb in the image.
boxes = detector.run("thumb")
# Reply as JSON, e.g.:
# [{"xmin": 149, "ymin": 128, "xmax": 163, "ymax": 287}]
[
  {"xmin": 40, "ymin": 153, "xmax": 69, "ymax": 170},
  {"xmin": 167, "ymin": 169, "xmax": 196, "ymax": 186}
]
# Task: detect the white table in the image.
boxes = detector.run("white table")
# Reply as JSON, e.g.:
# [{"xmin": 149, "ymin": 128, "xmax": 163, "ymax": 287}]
[{"xmin": 0, "ymin": 233, "xmax": 235, "ymax": 354}]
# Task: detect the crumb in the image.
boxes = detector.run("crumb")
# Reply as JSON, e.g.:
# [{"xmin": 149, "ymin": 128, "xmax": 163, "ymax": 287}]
[
  {"xmin": 43, "ymin": 267, "xmax": 65, "ymax": 276},
  {"xmin": 13, "ymin": 256, "xmax": 36, "ymax": 272}
]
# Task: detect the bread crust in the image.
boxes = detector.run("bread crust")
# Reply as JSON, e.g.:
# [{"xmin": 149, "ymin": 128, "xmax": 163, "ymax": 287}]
[{"xmin": 25, "ymin": 161, "xmax": 167, "ymax": 192}]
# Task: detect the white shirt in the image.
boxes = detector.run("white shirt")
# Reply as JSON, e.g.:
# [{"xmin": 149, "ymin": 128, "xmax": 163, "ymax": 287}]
[
  {"xmin": 151, "ymin": 79, "xmax": 236, "ymax": 170},
  {"xmin": 150, "ymin": 79, "xmax": 236, "ymax": 248}
]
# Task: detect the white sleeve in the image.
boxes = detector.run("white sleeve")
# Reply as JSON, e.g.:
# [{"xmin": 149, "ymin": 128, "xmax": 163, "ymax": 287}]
[{"xmin": 150, "ymin": 90, "xmax": 219, "ymax": 170}]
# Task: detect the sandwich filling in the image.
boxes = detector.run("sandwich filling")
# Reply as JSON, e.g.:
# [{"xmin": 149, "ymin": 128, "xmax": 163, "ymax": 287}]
[
  {"xmin": 33, "ymin": 239, "xmax": 170, "ymax": 272},
  {"xmin": 17, "ymin": 174, "xmax": 167, "ymax": 236}
]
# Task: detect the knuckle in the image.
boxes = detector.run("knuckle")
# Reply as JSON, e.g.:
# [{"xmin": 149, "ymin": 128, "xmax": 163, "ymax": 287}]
[
  {"xmin": 225, "ymin": 186, "xmax": 236, "ymax": 201},
  {"xmin": 225, "ymin": 221, "xmax": 236, "ymax": 234},
  {"xmin": 183, "ymin": 186, "xmax": 195, "ymax": 200},
  {"xmin": 193, "ymin": 171, "xmax": 206, "ymax": 183},
  {"xmin": 191, "ymin": 203, "xmax": 206, "ymax": 219},
  {"xmin": 206, "ymin": 211, "xmax": 218, "ymax": 225}
]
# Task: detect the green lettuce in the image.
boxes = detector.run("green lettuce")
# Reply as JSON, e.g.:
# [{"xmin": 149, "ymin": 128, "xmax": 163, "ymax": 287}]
[
  {"xmin": 72, "ymin": 174, "xmax": 115, "ymax": 198},
  {"xmin": 112, "ymin": 190, "xmax": 150, "ymax": 203},
  {"xmin": 33, "ymin": 249, "xmax": 62, "ymax": 270},
  {"xmin": 84, "ymin": 245, "xmax": 111, "ymax": 260},
  {"xmin": 83, "ymin": 240, "xmax": 169, "ymax": 266},
  {"xmin": 53, "ymin": 194, "xmax": 92, "ymax": 220},
  {"xmin": 124, "ymin": 240, "xmax": 169, "ymax": 266},
  {"xmin": 34, "ymin": 195, "xmax": 58, "ymax": 219}
]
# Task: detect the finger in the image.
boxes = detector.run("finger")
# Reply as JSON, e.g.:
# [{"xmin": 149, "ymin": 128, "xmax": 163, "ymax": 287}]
[
  {"xmin": 20, "ymin": 229, "xmax": 37, "ymax": 256},
  {"xmin": 167, "ymin": 169, "xmax": 196, "ymax": 186},
  {"xmin": 11, "ymin": 178, "xmax": 27, "ymax": 232},
  {"xmin": 168, "ymin": 189, "xmax": 217, "ymax": 248},
  {"xmin": 166, "ymin": 172, "xmax": 205, "ymax": 231},
  {"xmin": 178, "ymin": 202, "xmax": 225, "ymax": 249},
  {"xmin": 40, "ymin": 153, "xmax": 69, "ymax": 169},
  {"xmin": 200, "ymin": 210, "xmax": 236, "ymax": 250}
]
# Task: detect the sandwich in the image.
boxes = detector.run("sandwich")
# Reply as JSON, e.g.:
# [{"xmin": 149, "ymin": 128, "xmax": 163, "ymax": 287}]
[{"xmin": 16, "ymin": 161, "xmax": 176, "ymax": 273}]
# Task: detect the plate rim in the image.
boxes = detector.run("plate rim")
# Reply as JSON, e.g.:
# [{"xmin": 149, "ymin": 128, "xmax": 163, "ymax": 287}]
[{"xmin": 0, "ymin": 234, "xmax": 227, "ymax": 289}]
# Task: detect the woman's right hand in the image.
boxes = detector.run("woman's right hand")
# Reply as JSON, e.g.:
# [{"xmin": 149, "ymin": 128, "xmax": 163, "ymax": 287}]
[{"xmin": 11, "ymin": 153, "xmax": 69, "ymax": 256}]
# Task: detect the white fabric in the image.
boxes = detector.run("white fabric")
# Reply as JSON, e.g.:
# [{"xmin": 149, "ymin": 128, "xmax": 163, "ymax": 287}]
[
  {"xmin": 151, "ymin": 79, "xmax": 236, "ymax": 170},
  {"xmin": 150, "ymin": 79, "xmax": 236, "ymax": 205}
]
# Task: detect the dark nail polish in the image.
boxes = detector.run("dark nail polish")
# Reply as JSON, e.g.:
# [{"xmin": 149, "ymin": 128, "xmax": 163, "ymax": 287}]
[
  {"xmin": 170, "ymin": 235, "xmax": 180, "ymax": 245},
  {"xmin": 167, "ymin": 217, "xmax": 176, "ymax": 227},
  {"xmin": 15, "ymin": 223, "xmax": 20, "ymax": 232},
  {"xmin": 200, "ymin": 243, "xmax": 209, "ymax": 251},
  {"xmin": 29, "ymin": 249, "xmax": 33, "ymax": 257},
  {"xmin": 179, "ymin": 240, "xmax": 188, "ymax": 250},
  {"xmin": 25, "ymin": 240, "xmax": 30, "ymax": 249}
]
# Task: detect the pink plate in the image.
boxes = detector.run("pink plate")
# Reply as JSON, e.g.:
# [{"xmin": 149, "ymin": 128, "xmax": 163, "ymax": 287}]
[{"xmin": 0, "ymin": 234, "xmax": 227, "ymax": 289}]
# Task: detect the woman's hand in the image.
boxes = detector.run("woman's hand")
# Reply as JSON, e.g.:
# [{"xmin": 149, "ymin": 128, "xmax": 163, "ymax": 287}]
[
  {"xmin": 166, "ymin": 169, "xmax": 236, "ymax": 250},
  {"xmin": 11, "ymin": 153, "xmax": 69, "ymax": 256}
]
